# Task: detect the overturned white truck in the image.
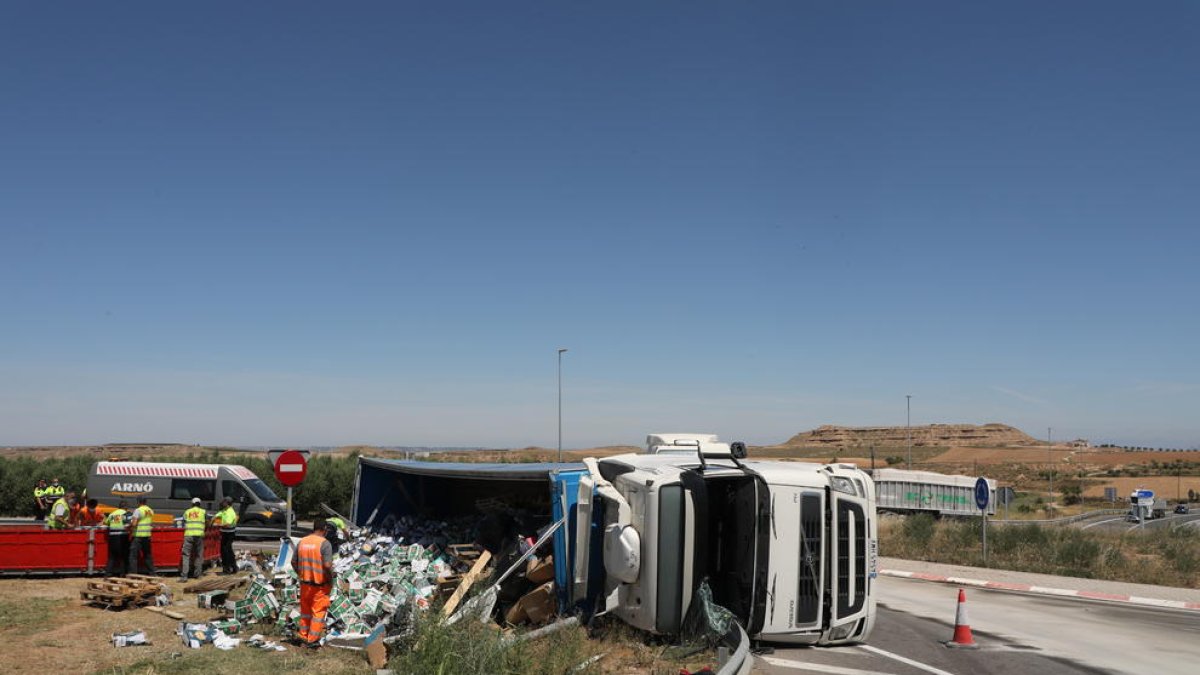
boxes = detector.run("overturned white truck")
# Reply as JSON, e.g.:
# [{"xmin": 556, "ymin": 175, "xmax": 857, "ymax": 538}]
[
  {"xmin": 350, "ymin": 433, "xmax": 878, "ymax": 647},
  {"xmin": 575, "ymin": 433, "xmax": 877, "ymax": 645}
]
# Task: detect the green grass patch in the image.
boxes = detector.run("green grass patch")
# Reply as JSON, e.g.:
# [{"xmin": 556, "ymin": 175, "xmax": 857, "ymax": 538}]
[
  {"xmin": 0, "ymin": 597, "xmax": 68, "ymax": 635},
  {"xmin": 388, "ymin": 611, "xmax": 602, "ymax": 675}
]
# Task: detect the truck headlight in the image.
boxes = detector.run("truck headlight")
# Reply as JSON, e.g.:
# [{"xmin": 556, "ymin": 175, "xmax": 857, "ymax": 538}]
[
  {"xmin": 831, "ymin": 476, "xmax": 856, "ymax": 495},
  {"xmin": 828, "ymin": 622, "xmax": 856, "ymax": 641}
]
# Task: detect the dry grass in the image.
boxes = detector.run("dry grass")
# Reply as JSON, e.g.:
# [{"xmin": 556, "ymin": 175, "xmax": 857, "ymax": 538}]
[
  {"xmin": 879, "ymin": 514, "xmax": 1200, "ymax": 587},
  {"xmin": 0, "ymin": 576, "xmax": 362, "ymax": 675}
]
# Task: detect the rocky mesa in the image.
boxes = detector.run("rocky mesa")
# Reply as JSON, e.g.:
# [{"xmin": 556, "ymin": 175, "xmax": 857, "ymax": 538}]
[{"xmin": 781, "ymin": 423, "xmax": 1039, "ymax": 448}]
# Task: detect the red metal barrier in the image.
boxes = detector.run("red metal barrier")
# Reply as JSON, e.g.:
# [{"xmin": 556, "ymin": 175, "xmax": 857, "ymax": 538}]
[{"xmin": 0, "ymin": 525, "xmax": 221, "ymax": 576}]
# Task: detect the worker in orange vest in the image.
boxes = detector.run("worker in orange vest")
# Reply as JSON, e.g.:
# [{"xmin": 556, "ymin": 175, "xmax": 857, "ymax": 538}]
[
  {"xmin": 76, "ymin": 499, "xmax": 105, "ymax": 527},
  {"xmin": 291, "ymin": 517, "xmax": 334, "ymax": 647}
]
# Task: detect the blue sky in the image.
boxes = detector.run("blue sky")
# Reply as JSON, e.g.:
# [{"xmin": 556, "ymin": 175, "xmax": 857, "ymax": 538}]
[{"xmin": 2, "ymin": 2, "xmax": 1197, "ymax": 449}]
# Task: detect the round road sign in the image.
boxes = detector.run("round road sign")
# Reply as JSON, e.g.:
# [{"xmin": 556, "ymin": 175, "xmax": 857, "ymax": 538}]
[
  {"xmin": 974, "ymin": 477, "xmax": 990, "ymax": 511},
  {"xmin": 274, "ymin": 449, "xmax": 308, "ymax": 487}
]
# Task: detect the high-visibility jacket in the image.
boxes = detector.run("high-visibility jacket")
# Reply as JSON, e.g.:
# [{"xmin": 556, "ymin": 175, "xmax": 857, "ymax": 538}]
[
  {"xmin": 47, "ymin": 484, "xmax": 65, "ymax": 500},
  {"xmin": 133, "ymin": 505, "xmax": 154, "ymax": 538},
  {"xmin": 78, "ymin": 508, "xmax": 104, "ymax": 526},
  {"xmin": 183, "ymin": 506, "xmax": 206, "ymax": 537},
  {"xmin": 48, "ymin": 498, "xmax": 70, "ymax": 529},
  {"xmin": 215, "ymin": 506, "xmax": 238, "ymax": 533},
  {"xmin": 33, "ymin": 487, "xmax": 47, "ymax": 504},
  {"xmin": 296, "ymin": 534, "xmax": 330, "ymax": 585},
  {"xmin": 104, "ymin": 509, "xmax": 127, "ymax": 533},
  {"xmin": 327, "ymin": 517, "xmax": 347, "ymax": 534}
]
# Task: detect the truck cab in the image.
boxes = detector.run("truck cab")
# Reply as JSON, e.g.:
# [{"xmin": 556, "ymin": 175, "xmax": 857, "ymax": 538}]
[{"xmin": 575, "ymin": 435, "xmax": 877, "ymax": 645}]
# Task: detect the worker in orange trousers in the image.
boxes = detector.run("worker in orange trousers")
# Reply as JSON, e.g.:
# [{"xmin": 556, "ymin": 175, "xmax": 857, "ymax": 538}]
[{"xmin": 292, "ymin": 517, "xmax": 334, "ymax": 647}]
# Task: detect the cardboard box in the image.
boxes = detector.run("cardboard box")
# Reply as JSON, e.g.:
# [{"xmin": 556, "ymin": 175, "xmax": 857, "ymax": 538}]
[
  {"xmin": 208, "ymin": 619, "xmax": 242, "ymax": 635},
  {"xmin": 504, "ymin": 601, "xmax": 527, "ymax": 625},
  {"xmin": 526, "ymin": 556, "xmax": 554, "ymax": 585},
  {"xmin": 520, "ymin": 581, "xmax": 556, "ymax": 625},
  {"xmin": 197, "ymin": 590, "xmax": 228, "ymax": 609}
]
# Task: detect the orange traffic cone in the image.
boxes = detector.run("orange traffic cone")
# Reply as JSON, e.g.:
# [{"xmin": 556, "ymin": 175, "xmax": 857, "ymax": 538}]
[{"xmin": 944, "ymin": 588, "xmax": 979, "ymax": 649}]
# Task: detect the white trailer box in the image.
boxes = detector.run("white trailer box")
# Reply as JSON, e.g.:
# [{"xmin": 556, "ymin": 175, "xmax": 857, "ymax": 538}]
[{"xmin": 871, "ymin": 468, "xmax": 997, "ymax": 517}]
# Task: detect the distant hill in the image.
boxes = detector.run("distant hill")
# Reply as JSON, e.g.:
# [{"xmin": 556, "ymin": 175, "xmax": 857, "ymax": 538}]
[{"xmin": 781, "ymin": 423, "xmax": 1038, "ymax": 448}]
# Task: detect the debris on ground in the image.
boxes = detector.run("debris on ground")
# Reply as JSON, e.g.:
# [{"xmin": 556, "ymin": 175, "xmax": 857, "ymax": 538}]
[
  {"xmin": 164, "ymin": 510, "xmax": 563, "ymax": 663},
  {"xmin": 111, "ymin": 630, "xmax": 151, "ymax": 647}
]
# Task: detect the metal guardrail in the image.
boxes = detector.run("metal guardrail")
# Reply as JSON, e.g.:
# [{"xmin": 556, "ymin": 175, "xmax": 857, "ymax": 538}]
[{"xmin": 989, "ymin": 509, "xmax": 1126, "ymax": 526}]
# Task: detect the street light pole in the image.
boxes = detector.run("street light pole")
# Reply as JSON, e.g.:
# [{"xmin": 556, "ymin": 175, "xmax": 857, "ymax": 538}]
[
  {"xmin": 1047, "ymin": 427, "xmax": 1053, "ymax": 506},
  {"xmin": 906, "ymin": 394, "xmax": 912, "ymax": 469},
  {"xmin": 557, "ymin": 348, "xmax": 568, "ymax": 463}
]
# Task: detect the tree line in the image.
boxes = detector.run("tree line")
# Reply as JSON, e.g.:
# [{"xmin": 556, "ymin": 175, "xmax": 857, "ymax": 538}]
[{"xmin": 0, "ymin": 450, "xmax": 359, "ymax": 519}]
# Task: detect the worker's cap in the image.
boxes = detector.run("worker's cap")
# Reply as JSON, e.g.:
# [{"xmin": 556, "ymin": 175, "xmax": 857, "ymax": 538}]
[{"xmin": 191, "ymin": 497, "xmax": 201, "ymax": 504}]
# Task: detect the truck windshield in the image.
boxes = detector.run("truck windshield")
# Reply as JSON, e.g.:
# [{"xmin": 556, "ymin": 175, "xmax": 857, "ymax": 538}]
[{"xmin": 245, "ymin": 479, "xmax": 280, "ymax": 502}]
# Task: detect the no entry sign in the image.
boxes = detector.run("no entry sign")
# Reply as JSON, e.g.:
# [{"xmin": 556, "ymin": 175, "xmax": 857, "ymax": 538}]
[{"xmin": 273, "ymin": 449, "xmax": 308, "ymax": 487}]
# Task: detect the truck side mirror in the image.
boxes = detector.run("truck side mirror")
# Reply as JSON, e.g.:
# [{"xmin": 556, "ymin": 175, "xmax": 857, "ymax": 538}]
[{"xmin": 730, "ymin": 442, "xmax": 748, "ymax": 459}]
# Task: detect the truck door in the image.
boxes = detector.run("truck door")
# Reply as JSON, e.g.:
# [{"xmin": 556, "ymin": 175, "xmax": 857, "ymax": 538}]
[{"xmin": 828, "ymin": 487, "xmax": 870, "ymax": 633}]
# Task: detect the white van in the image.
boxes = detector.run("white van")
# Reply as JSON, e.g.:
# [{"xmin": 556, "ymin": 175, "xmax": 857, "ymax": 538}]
[{"xmin": 87, "ymin": 461, "xmax": 288, "ymax": 527}]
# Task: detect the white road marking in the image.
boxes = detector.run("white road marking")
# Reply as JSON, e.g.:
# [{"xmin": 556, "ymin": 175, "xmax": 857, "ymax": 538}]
[
  {"xmin": 758, "ymin": 655, "xmax": 898, "ymax": 675},
  {"xmin": 857, "ymin": 644, "xmax": 960, "ymax": 675}
]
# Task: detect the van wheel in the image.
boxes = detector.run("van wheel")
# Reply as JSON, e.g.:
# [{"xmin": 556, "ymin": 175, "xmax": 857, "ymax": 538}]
[{"xmin": 239, "ymin": 517, "xmax": 267, "ymax": 540}]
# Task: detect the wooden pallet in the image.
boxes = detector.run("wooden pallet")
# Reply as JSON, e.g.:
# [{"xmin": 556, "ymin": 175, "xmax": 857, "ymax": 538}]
[
  {"xmin": 81, "ymin": 577, "xmax": 164, "ymax": 610},
  {"xmin": 436, "ymin": 574, "xmax": 463, "ymax": 597}
]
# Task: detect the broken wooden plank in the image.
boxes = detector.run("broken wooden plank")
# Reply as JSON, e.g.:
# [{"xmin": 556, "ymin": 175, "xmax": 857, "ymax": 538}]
[
  {"xmin": 183, "ymin": 576, "xmax": 246, "ymax": 593},
  {"xmin": 441, "ymin": 549, "xmax": 492, "ymax": 617}
]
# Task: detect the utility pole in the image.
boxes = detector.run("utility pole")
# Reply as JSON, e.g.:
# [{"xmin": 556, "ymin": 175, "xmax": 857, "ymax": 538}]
[
  {"xmin": 1047, "ymin": 427, "xmax": 1053, "ymax": 506},
  {"xmin": 906, "ymin": 395, "xmax": 913, "ymax": 469},
  {"xmin": 557, "ymin": 348, "xmax": 568, "ymax": 463}
]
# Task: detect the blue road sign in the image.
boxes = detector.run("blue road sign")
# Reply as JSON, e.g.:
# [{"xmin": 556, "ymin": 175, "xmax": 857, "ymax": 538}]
[{"xmin": 975, "ymin": 477, "xmax": 990, "ymax": 511}]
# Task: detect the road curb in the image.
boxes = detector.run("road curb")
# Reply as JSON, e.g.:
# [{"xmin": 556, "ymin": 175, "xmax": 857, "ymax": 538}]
[{"xmin": 879, "ymin": 569, "xmax": 1200, "ymax": 611}]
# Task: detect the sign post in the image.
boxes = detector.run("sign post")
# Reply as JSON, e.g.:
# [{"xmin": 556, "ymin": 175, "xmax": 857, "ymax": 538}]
[
  {"xmin": 975, "ymin": 477, "xmax": 991, "ymax": 567},
  {"xmin": 272, "ymin": 449, "xmax": 309, "ymax": 541}
]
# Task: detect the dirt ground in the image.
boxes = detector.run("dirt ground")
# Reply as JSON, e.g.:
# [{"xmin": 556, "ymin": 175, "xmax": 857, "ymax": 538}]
[
  {"xmin": 0, "ymin": 574, "xmax": 370, "ymax": 674},
  {"xmin": 1080, "ymin": 475, "xmax": 1200, "ymax": 500}
]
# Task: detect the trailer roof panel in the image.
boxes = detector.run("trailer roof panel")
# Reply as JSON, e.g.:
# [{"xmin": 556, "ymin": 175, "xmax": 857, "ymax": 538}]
[{"xmin": 357, "ymin": 457, "xmax": 583, "ymax": 481}]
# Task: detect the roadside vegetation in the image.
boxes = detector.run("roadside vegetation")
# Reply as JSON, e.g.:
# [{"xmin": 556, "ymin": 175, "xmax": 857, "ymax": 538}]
[
  {"xmin": 880, "ymin": 514, "xmax": 1200, "ymax": 588},
  {"xmin": 0, "ymin": 451, "xmax": 358, "ymax": 518}
]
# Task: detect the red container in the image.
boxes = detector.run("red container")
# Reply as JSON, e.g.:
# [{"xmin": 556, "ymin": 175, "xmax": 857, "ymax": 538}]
[{"xmin": 0, "ymin": 525, "xmax": 222, "ymax": 576}]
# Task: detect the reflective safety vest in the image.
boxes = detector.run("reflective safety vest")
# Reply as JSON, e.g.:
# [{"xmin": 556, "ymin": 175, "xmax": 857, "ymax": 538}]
[
  {"xmin": 183, "ymin": 507, "xmax": 206, "ymax": 537},
  {"xmin": 327, "ymin": 517, "xmax": 346, "ymax": 533},
  {"xmin": 296, "ymin": 534, "xmax": 329, "ymax": 585},
  {"xmin": 48, "ymin": 498, "xmax": 70, "ymax": 529},
  {"xmin": 33, "ymin": 487, "xmax": 47, "ymax": 504},
  {"xmin": 105, "ymin": 509, "xmax": 127, "ymax": 533},
  {"xmin": 216, "ymin": 507, "xmax": 238, "ymax": 533},
  {"xmin": 79, "ymin": 508, "xmax": 104, "ymax": 526},
  {"xmin": 47, "ymin": 484, "xmax": 65, "ymax": 500},
  {"xmin": 133, "ymin": 505, "xmax": 154, "ymax": 538}
]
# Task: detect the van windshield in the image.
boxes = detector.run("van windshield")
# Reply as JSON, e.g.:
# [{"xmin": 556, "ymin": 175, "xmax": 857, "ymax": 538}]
[{"xmin": 245, "ymin": 479, "xmax": 280, "ymax": 502}]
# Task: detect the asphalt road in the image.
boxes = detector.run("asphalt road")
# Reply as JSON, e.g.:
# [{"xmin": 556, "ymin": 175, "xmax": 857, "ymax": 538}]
[
  {"xmin": 1077, "ymin": 511, "xmax": 1200, "ymax": 532},
  {"xmin": 757, "ymin": 576, "xmax": 1200, "ymax": 675}
]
